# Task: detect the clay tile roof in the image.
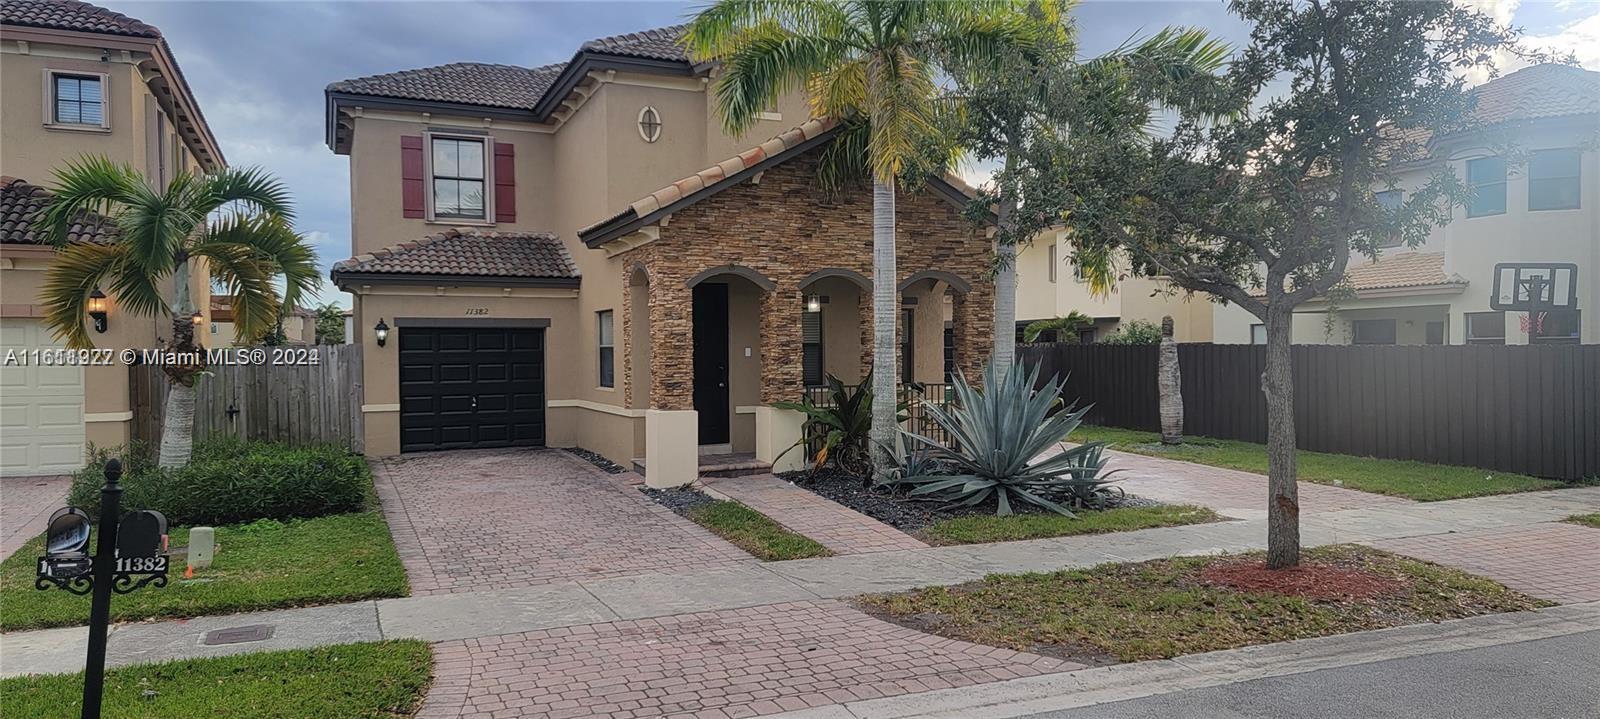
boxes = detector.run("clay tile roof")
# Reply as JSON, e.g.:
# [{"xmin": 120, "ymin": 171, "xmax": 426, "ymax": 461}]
[
  {"xmin": 1470, "ymin": 63, "xmax": 1600, "ymax": 125},
  {"xmin": 579, "ymin": 24, "xmax": 689, "ymax": 62},
  {"xmin": 330, "ymin": 229, "xmax": 579, "ymax": 280},
  {"xmin": 0, "ymin": 0, "xmax": 159, "ymax": 38},
  {"xmin": 1343, "ymin": 252, "xmax": 1465, "ymax": 291},
  {"xmin": 327, "ymin": 62, "xmax": 566, "ymax": 111},
  {"xmin": 0, "ymin": 176, "xmax": 117, "ymax": 245}
]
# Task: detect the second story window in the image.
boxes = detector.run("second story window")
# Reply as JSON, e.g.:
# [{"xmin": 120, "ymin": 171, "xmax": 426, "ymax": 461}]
[
  {"xmin": 1466, "ymin": 157, "xmax": 1506, "ymax": 218},
  {"xmin": 597, "ymin": 310, "xmax": 615, "ymax": 388},
  {"xmin": 1047, "ymin": 244, "xmax": 1058, "ymax": 284},
  {"xmin": 638, "ymin": 106, "xmax": 662, "ymax": 143},
  {"xmin": 1374, "ymin": 189, "xmax": 1404, "ymax": 248},
  {"xmin": 51, "ymin": 73, "xmax": 105, "ymax": 127},
  {"xmin": 431, "ymin": 136, "xmax": 486, "ymax": 220},
  {"xmin": 1528, "ymin": 149, "xmax": 1581, "ymax": 212}
]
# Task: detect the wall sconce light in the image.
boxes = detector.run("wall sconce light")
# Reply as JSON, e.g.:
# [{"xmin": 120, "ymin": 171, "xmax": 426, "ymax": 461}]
[
  {"xmin": 190, "ymin": 310, "xmax": 204, "ymax": 326},
  {"xmin": 87, "ymin": 288, "xmax": 108, "ymax": 333},
  {"xmin": 374, "ymin": 318, "xmax": 390, "ymax": 347},
  {"xmin": 805, "ymin": 295, "xmax": 828, "ymax": 313}
]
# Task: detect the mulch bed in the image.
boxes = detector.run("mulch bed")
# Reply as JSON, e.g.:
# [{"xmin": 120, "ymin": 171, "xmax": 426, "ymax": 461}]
[
  {"xmin": 640, "ymin": 486, "xmax": 718, "ymax": 514},
  {"xmin": 1201, "ymin": 558, "xmax": 1406, "ymax": 601},
  {"xmin": 565, "ymin": 447, "xmax": 626, "ymax": 474},
  {"xmin": 779, "ymin": 467, "xmax": 1161, "ymax": 533}
]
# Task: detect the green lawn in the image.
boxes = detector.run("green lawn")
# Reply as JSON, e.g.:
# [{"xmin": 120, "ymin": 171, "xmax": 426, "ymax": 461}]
[
  {"xmin": 1, "ymin": 512, "xmax": 408, "ymax": 632},
  {"xmin": 0, "ymin": 641, "xmax": 431, "ymax": 719},
  {"xmin": 919, "ymin": 505, "xmax": 1221, "ymax": 546},
  {"xmin": 859, "ymin": 545, "xmax": 1546, "ymax": 664},
  {"xmin": 1565, "ymin": 513, "xmax": 1600, "ymax": 529},
  {"xmin": 684, "ymin": 500, "xmax": 832, "ymax": 561},
  {"xmin": 1070, "ymin": 425, "xmax": 1566, "ymax": 502}
]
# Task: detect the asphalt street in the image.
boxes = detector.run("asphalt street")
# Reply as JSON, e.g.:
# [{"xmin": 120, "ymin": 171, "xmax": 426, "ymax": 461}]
[{"xmin": 1020, "ymin": 630, "xmax": 1600, "ymax": 719}]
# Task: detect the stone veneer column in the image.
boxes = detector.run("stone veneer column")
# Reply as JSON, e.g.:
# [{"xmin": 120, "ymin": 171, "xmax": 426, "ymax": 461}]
[
  {"xmin": 621, "ymin": 266, "xmax": 636, "ymax": 408},
  {"xmin": 649, "ymin": 276, "xmax": 694, "ymax": 410},
  {"xmin": 759, "ymin": 281, "xmax": 804, "ymax": 404},
  {"xmin": 858, "ymin": 294, "xmax": 874, "ymax": 375},
  {"xmin": 953, "ymin": 289, "xmax": 993, "ymax": 386}
]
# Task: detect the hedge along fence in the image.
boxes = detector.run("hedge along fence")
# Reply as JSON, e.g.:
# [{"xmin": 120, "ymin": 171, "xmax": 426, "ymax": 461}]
[
  {"xmin": 130, "ymin": 344, "xmax": 364, "ymax": 453},
  {"xmin": 1018, "ymin": 342, "xmax": 1600, "ymax": 481}
]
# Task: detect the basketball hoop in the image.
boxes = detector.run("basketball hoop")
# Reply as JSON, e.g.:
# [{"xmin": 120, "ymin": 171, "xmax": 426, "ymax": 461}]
[
  {"xmin": 1492, "ymin": 263, "xmax": 1578, "ymax": 341},
  {"xmin": 1518, "ymin": 312, "xmax": 1546, "ymax": 335}
]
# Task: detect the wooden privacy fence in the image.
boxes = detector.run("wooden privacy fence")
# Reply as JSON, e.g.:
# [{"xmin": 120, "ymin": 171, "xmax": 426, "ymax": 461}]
[
  {"xmin": 1018, "ymin": 342, "xmax": 1599, "ymax": 481},
  {"xmin": 130, "ymin": 345, "xmax": 364, "ymax": 453}
]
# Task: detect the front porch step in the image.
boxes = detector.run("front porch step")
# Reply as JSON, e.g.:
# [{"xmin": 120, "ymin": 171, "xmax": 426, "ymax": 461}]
[{"xmin": 632, "ymin": 453, "xmax": 773, "ymax": 479}]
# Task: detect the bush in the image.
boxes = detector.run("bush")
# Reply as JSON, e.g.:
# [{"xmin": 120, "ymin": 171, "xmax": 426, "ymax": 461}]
[
  {"xmin": 1100, "ymin": 320, "xmax": 1163, "ymax": 345},
  {"xmin": 69, "ymin": 438, "xmax": 371, "ymax": 526},
  {"xmin": 773, "ymin": 371, "xmax": 902, "ymax": 478}
]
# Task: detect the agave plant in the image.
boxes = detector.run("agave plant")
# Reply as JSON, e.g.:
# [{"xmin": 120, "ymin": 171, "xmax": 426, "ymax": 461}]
[{"xmin": 896, "ymin": 360, "xmax": 1120, "ymax": 516}]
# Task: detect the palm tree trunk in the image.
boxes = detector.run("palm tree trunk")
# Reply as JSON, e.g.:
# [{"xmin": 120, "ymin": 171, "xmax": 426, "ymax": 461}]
[
  {"xmin": 869, "ymin": 177, "xmax": 898, "ymax": 481},
  {"xmin": 1262, "ymin": 303, "xmax": 1299, "ymax": 569},
  {"xmin": 158, "ymin": 257, "xmax": 198, "ymax": 468},
  {"xmin": 992, "ymin": 174, "xmax": 1017, "ymax": 379},
  {"xmin": 1158, "ymin": 316, "xmax": 1183, "ymax": 444}
]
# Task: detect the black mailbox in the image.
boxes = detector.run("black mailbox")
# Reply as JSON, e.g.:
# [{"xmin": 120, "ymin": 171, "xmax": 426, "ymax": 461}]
[
  {"xmin": 117, "ymin": 510, "xmax": 168, "ymax": 559},
  {"xmin": 45, "ymin": 507, "xmax": 92, "ymax": 557}
]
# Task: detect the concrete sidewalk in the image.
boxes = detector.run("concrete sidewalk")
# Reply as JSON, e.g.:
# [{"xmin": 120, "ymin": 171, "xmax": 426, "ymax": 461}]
[{"xmin": 5, "ymin": 485, "xmax": 1597, "ymax": 678}]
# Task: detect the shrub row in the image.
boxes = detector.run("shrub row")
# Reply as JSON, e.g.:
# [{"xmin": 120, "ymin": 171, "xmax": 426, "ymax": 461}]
[{"xmin": 69, "ymin": 437, "xmax": 372, "ymax": 526}]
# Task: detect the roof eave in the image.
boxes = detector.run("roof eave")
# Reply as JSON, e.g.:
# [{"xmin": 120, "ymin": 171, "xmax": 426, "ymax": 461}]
[
  {"xmin": 530, "ymin": 51, "xmax": 695, "ymax": 121},
  {"xmin": 324, "ymin": 90, "xmax": 541, "ymax": 154},
  {"xmin": 329, "ymin": 271, "xmax": 582, "ymax": 291}
]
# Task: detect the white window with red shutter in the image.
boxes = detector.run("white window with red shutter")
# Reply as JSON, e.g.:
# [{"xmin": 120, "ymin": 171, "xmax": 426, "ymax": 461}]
[{"xmin": 400, "ymin": 132, "xmax": 515, "ymax": 224}]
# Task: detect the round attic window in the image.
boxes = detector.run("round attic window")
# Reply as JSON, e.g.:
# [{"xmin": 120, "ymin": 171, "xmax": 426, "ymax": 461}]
[{"xmin": 638, "ymin": 106, "xmax": 662, "ymax": 143}]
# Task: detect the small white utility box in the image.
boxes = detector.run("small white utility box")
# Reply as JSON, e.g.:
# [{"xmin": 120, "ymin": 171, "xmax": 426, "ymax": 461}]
[{"xmin": 188, "ymin": 526, "xmax": 216, "ymax": 570}]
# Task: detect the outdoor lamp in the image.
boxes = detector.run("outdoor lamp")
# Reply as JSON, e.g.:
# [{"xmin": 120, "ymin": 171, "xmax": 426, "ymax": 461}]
[
  {"xmin": 87, "ymin": 288, "xmax": 108, "ymax": 333},
  {"xmin": 190, "ymin": 310, "xmax": 204, "ymax": 326},
  {"xmin": 805, "ymin": 295, "xmax": 822, "ymax": 313},
  {"xmin": 374, "ymin": 318, "xmax": 390, "ymax": 347}
]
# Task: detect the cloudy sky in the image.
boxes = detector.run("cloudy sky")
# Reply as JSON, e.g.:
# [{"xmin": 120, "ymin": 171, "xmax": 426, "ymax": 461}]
[{"xmin": 101, "ymin": 0, "xmax": 1600, "ymax": 309}]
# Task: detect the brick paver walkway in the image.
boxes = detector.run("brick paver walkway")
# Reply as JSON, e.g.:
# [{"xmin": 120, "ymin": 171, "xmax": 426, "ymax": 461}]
[
  {"xmin": 1, "ymin": 474, "xmax": 71, "ymax": 562},
  {"xmin": 417, "ymin": 599, "xmax": 1077, "ymax": 719},
  {"xmin": 1369, "ymin": 522, "xmax": 1600, "ymax": 604},
  {"xmin": 1043, "ymin": 446, "xmax": 1411, "ymax": 519},
  {"xmin": 699, "ymin": 474, "xmax": 927, "ymax": 555},
  {"xmin": 375, "ymin": 449, "xmax": 755, "ymax": 595}
]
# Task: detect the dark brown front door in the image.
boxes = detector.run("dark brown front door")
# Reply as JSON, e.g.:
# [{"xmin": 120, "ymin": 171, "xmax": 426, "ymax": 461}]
[
  {"xmin": 398, "ymin": 326, "xmax": 545, "ymax": 451},
  {"xmin": 693, "ymin": 283, "xmax": 730, "ymax": 444}
]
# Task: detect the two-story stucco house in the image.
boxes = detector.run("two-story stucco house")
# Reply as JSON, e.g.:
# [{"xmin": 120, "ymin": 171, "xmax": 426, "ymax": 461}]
[
  {"xmin": 1015, "ymin": 63, "xmax": 1598, "ymax": 348},
  {"xmin": 1, "ymin": 0, "xmax": 220, "ymax": 476},
  {"xmin": 326, "ymin": 25, "xmax": 995, "ymax": 486}
]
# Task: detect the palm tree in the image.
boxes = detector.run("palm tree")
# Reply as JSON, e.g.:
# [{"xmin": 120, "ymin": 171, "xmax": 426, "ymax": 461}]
[
  {"xmin": 684, "ymin": 0, "xmax": 1038, "ymax": 480},
  {"xmin": 952, "ymin": 17, "xmax": 1231, "ymax": 377},
  {"xmin": 39, "ymin": 157, "xmax": 317, "ymax": 467}
]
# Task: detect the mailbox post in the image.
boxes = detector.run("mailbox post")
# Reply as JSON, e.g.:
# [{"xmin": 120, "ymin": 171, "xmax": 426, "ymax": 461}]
[{"xmin": 34, "ymin": 458, "xmax": 169, "ymax": 719}]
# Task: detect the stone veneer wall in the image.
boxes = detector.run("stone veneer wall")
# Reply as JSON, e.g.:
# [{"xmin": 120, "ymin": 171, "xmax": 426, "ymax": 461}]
[{"xmin": 619, "ymin": 147, "xmax": 994, "ymax": 411}]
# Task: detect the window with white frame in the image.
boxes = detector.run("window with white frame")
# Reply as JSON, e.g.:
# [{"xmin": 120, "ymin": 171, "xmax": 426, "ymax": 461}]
[
  {"xmin": 597, "ymin": 311, "xmax": 615, "ymax": 388},
  {"xmin": 1047, "ymin": 244, "xmax": 1058, "ymax": 283},
  {"xmin": 50, "ymin": 72, "xmax": 105, "ymax": 127},
  {"xmin": 430, "ymin": 136, "xmax": 487, "ymax": 220},
  {"xmin": 1250, "ymin": 323, "xmax": 1267, "ymax": 345},
  {"xmin": 1351, "ymin": 319, "xmax": 1397, "ymax": 345},
  {"xmin": 1466, "ymin": 157, "xmax": 1506, "ymax": 218},
  {"xmin": 1374, "ymin": 189, "xmax": 1404, "ymax": 247},
  {"xmin": 1528, "ymin": 149, "xmax": 1580, "ymax": 211},
  {"xmin": 802, "ymin": 310, "xmax": 825, "ymax": 387}
]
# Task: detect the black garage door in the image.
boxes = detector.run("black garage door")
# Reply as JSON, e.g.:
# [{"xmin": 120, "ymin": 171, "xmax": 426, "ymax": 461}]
[{"xmin": 398, "ymin": 326, "xmax": 545, "ymax": 452}]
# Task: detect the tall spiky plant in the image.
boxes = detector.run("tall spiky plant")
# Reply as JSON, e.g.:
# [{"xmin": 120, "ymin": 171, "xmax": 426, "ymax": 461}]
[
  {"xmin": 39, "ymin": 157, "xmax": 317, "ymax": 467},
  {"xmin": 684, "ymin": 0, "xmax": 1039, "ymax": 481}
]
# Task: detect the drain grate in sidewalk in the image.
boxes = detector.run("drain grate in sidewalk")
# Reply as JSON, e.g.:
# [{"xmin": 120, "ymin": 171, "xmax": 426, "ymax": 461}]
[{"xmin": 202, "ymin": 624, "xmax": 275, "ymax": 646}]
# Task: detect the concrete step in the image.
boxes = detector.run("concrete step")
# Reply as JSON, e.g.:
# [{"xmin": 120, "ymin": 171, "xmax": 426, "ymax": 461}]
[{"xmin": 632, "ymin": 454, "xmax": 772, "ymax": 479}]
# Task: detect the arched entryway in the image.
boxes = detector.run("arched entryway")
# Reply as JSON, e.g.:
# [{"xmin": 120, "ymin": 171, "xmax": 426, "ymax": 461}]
[
  {"xmin": 687, "ymin": 265, "xmax": 772, "ymax": 451},
  {"xmin": 899, "ymin": 270, "xmax": 971, "ymax": 386},
  {"xmin": 797, "ymin": 268, "xmax": 869, "ymax": 389}
]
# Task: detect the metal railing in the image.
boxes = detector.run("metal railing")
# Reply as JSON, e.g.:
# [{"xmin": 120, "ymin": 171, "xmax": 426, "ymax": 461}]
[{"xmin": 800, "ymin": 382, "xmax": 955, "ymax": 462}]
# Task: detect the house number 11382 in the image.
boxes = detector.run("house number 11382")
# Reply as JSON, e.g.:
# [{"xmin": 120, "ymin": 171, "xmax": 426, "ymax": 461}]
[{"xmin": 465, "ymin": 308, "xmax": 489, "ymax": 315}]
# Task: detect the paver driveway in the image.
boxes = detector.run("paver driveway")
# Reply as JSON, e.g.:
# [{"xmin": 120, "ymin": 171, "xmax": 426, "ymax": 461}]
[
  {"xmin": 375, "ymin": 449, "xmax": 755, "ymax": 595},
  {"xmin": 1, "ymin": 474, "xmax": 71, "ymax": 562}
]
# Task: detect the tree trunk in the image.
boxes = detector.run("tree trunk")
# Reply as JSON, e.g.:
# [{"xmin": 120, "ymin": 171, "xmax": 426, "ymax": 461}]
[
  {"xmin": 869, "ymin": 177, "xmax": 899, "ymax": 481},
  {"xmin": 1262, "ymin": 303, "xmax": 1300, "ymax": 568},
  {"xmin": 992, "ymin": 152, "xmax": 1019, "ymax": 379},
  {"xmin": 1157, "ymin": 316, "xmax": 1183, "ymax": 444},
  {"xmin": 158, "ymin": 257, "xmax": 200, "ymax": 468}
]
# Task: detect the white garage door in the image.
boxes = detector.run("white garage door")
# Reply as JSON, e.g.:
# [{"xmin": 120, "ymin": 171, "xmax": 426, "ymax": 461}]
[{"xmin": 0, "ymin": 319, "xmax": 85, "ymax": 476}]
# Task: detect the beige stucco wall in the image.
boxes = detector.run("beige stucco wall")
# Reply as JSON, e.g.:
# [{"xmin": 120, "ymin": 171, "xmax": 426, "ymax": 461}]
[{"xmin": 1013, "ymin": 230, "xmax": 1215, "ymax": 342}]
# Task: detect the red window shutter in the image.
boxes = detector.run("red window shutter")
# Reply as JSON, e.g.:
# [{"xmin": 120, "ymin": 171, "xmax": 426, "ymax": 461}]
[
  {"xmin": 494, "ymin": 142, "xmax": 516, "ymax": 223},
  {"xmin": 400, "ymin": 135, "xmax": 425, "ymax": 218}
]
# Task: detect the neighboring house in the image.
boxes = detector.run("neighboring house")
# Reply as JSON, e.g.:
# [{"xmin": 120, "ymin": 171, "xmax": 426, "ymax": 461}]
[
  {"xmin": 326, "ymin": 25, "xmax": 995, "ymax": 485},
  {"xmin": 1014, "ymin": 234, "xmax": 1215, "ymax": 343},
  {"xmin": 1209, "ymin": 63, "xmax": 1599, "ymax": 346},
  {"xmin": 209, "ymin": 298, "xmax": 317, "ymax": 345},
  {"xmin": 0, "ymin": 0, "xmax": 220, "ymax": 477}
]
